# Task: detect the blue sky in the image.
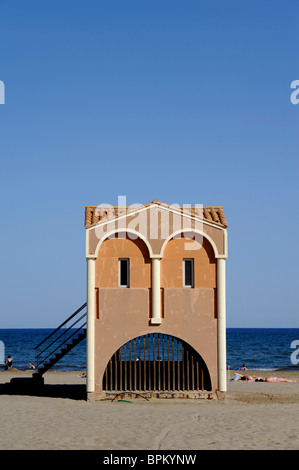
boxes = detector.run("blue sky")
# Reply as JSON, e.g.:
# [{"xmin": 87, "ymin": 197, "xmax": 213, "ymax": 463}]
[{"xmin": 0, "ymin": 1, "xmax": 298, "ymax": 328}]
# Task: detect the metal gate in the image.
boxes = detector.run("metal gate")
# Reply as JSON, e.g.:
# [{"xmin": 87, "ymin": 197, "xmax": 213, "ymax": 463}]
[{"xmin": 102, "ymin": 333, "xmax": 211, "ymax": 392}]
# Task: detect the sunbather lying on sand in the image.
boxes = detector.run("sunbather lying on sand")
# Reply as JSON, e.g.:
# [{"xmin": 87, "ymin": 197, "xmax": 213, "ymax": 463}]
[
  {"xmin": 256, "ymin": 376, "xmax": 297, "ymax": 383},
  {"xmin": 232, "ymin": 373, "xmax": 297, "ymax": 383}
]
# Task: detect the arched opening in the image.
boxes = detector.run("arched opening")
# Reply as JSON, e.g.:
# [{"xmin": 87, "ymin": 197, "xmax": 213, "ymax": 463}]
[{"xmin": 102, "ymin": 334, "xmax": 211, "ymax": 392}]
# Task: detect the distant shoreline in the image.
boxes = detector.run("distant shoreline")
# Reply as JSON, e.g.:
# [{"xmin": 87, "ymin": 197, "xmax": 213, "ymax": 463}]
[
  {"xmin": 3, "ymin": 365, "xmax": 298, "ymax": 372},
  {"xmin": 1, "ymin": 367, "xmax": 298, "ymax": 378},
  {"xmin": 1, "ymin": 326, "xmax": 298, "ymax": 330}
]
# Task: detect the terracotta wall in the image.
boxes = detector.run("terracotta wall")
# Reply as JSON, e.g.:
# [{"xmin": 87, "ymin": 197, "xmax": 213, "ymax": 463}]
[
  {"xmin": 95, "ymin": 236, "xmax": 151, "ymax": 288},
  {"xmin": 93, "ymin": 234, "xmax": 218, "ymax": 393},
  {"xmin": 161, "ymin": 235, "xmax": 216, "ymax": 289}
]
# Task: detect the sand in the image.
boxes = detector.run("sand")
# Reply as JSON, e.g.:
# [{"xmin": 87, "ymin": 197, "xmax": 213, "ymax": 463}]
[{"xmin": 0, "ymin": 369, "xmax": 298, "ymax": 450}]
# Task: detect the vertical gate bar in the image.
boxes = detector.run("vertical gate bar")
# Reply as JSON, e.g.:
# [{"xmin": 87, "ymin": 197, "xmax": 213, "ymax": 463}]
[
  {"xmin": 201, "ymin": 367, "xmax": 204, "ymax": 391},
  {"xmin": 109, "ymin": 356, "xmax": 112, "ymax": 390},
  {"xmin": 167, "ymin": 336, "xmax": 170, "ymax": 391},
  {"xmin": 107, "ymin": 359, "xmax": 112, "ymax": 390},
  {"xmin": 124, "ymin": 343, "xmax": 127, "ymax": 391},
  {"xmin": 143, "ymin": 336, "xmax": 146, "ymax": 390},
  {"xmin": 138, "ymin": 337, "xmax": 141, "ymax": 390},
  {"xmin": 162, "ymin": 334, "xmax": 165, "ymax": 391},
  {"xmin": 105, "ymin": 359, "xmax": 108, "ymax": 391},
  {"xmin": 153, "ymin": 334, "xmax": 156, "ymax": 390},
  {"xmin": 134, "ymin": 338, "xmax": 137, "ymax": 391},
  {"xmin": 129, "ymin": 340, "xmax": 132, "ymax": 391},
  {"xmin": 114, "ymin": 351, "xmax": 117, "ymax": 391},
  {"xmin": 108, "ymin": 355, "xmax": 111, "ymax": 391},
  {"xmin": 177, "ymin": 340, "xmax": 180, "ymax": 390},
  {"xmin": 191, "ymin": 351, "xmax": 194, "ymax": 390},
  {"xmin": 182, "ymin": 343, "xmax": 185, "ymax": 390},
  {"xmin": 172, "ymin": 337, "xmax": 175, "ymax": 391},
  {"xmin": 158, "ymin": 334, "xmax": 161, "ymax": 390},
  {"xmin": 148, "ymin": 335, "xmax": 151, "ymax": 391},
  {"xmin": 186, "ymin": 346, "xmax": 190, "ymax": 390},
  {"xmin": 125, "ymin": 343, "xmax": 129, "ymax": 390},
  {"xmin": 196, "ymin": 359, "xmax": 199, "ymax": 390},
  {"xmin": 119, "ymin": 347, "xmax": 122, "ymax": 391}
]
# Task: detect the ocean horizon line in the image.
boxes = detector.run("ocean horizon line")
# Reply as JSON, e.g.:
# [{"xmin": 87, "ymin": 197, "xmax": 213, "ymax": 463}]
[{"xmin": 1, "ymin": 326, "xmax": 298, "ymax": 330}]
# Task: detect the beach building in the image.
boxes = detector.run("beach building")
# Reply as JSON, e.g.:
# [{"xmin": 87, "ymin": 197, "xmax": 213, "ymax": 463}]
[{"xmin": 84, "ymin": 200, "xmax": 228, "ymax": 400}]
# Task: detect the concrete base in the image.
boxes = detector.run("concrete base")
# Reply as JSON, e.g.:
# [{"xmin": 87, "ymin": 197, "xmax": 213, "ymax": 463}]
[{"xmin": 87, "ymin": 390, "xmax": 221, "ymax": 401}]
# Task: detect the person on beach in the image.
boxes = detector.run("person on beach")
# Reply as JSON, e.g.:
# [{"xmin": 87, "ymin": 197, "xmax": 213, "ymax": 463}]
[
  {"xmin": 232, "ymin": 373, "xmax": 297, "ymax": 383},
  {"xmin": 5, "ymin": 355, "xmax": 13, "ymax": 370},
  {"xmin": 232, "ymin": 373, "xmax": 255, "ymax": 382},
  {"xmin": 257, "ymin": 376, "xmax": 297, "ymax": 383}
]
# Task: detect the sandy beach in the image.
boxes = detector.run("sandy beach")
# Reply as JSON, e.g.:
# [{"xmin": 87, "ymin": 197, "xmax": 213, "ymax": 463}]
[{"xmin": 0, "ymin": 369, "xmax": 298, "ymax": 451}]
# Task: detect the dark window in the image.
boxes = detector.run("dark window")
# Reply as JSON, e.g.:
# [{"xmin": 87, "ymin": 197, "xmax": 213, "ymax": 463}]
[
  {"xmin": 183, "ymin": 259, "xmax": 194, "ymax": 288},
  {"xmin": 119, "ymin": 258, "xmax": 129, "ymax": 287}
]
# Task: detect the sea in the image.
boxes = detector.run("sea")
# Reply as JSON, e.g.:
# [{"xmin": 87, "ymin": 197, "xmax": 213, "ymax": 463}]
[{"xmin": 0, "ymin": 328, "xmax": 298, "ymax": 372}]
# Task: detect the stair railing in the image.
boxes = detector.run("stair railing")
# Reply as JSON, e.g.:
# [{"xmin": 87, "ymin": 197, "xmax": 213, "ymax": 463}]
[{"xmin": 34, "ymin": 302, "xmax": 87, "ymax": 370}]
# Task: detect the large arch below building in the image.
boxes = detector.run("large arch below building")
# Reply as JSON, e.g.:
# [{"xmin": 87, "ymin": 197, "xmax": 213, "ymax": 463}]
[{"xmin": 102, "ymin": 333, "xmax": 212, "ymax": 395}]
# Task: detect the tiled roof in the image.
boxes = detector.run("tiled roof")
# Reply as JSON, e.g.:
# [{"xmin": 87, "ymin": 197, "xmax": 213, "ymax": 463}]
[{"xmin": 85, "ymin": 200, "xmax": 228, "ymax": 229}]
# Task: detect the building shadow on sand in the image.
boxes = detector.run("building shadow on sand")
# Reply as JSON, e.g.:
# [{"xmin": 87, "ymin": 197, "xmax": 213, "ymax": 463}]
[{"xmin": 0, "ymin": 377, "xmax": 87, "ymax": 401}]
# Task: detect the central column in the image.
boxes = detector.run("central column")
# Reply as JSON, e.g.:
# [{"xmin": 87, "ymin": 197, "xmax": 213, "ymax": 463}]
[{"xmin": 151, "ymin": 257, "xmax": 162, "ymax": 324}]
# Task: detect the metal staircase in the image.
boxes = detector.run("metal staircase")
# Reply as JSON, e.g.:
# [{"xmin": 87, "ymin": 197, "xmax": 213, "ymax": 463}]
[{"xmin": 33, "ymin": 302, "xmax": 87, "ymax": 379}]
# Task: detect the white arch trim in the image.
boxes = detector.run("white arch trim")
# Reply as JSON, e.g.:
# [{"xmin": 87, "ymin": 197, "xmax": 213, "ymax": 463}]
[
  {"xmin": 94, "ymin": 228, "xmax": 154, "ymax": 258},
  {"xmin": 159, "ymin": 228, "xmax": 222, "ymax": 259}
]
